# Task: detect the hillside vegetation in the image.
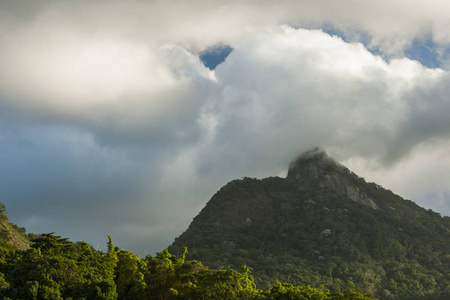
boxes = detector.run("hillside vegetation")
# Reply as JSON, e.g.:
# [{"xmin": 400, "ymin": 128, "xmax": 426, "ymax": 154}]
[
  {"xmin": 0, "ymin": 203, "xmax": 30, "ymax": 252},
  {"xmin": 0, "ymin": 218, "xmax": 374, "ymax": 299},
  {"xmin": 169, "ymin": 149, "xmax": 450, "ymax": 299}
]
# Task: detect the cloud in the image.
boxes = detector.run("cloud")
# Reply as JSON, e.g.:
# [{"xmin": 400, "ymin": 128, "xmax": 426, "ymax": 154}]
[
  {"xmin": 1, "ymin": 1, "xmax": 450, "ymax": 255},
  {"xmin": 199, "ymin": 27, "xmax": 445, "ymax": 166},
  {"xmin": 2, "ymin": 0, "xmax": 450, "ymax": 56}
]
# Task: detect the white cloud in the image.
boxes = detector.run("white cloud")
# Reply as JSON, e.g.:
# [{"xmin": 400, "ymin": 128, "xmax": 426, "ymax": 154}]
[
  {"xmin": 203, "ymin": 27, "xmax": 445, "ymax": 164},
  {"xmin": 3, "ymin": 0, "xmax": 450, "ymax": 58}
]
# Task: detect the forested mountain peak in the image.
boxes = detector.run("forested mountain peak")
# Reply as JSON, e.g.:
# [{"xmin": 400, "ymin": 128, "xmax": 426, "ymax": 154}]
[
  {"xmin": 287, "ymin": 148, "xmax": 378, "ymax": 210},
  {"xmin": 170, "ymin": 149, "xmax": 450, "ymax": 299},
  {"xmin": 287, "ymin": 148, "xmax": 344, "ymax": 179}
]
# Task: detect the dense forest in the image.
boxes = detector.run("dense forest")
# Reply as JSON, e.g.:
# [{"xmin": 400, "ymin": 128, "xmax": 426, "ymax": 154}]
[{"xmin": 0, "ymin": 206, "xmax": 375, "ymax": 299}]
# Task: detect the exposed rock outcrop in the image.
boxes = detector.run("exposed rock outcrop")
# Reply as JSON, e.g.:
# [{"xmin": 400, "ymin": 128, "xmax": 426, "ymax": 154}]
[{"xmin": 287, "ymin": 148, "xmax": 378, "ymax": 209}]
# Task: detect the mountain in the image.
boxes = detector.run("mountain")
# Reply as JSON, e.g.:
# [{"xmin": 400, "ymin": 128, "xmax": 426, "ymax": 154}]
[
  {"xmin": 169, "ymin": 148, "xmax": 450, "ymax": 299},
  {"xmin": 0, "ymin": 203, "xmax": 30, "ymax": 252}
]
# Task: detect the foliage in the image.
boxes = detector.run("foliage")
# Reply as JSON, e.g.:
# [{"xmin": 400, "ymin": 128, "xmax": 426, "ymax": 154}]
[
  {"xmin": 0, "ymin": 225, "xmax": 374, "ymax": 299},
  {"xmin": 0, "ymin": 233, "xmax": 117, "ymax": 299}
]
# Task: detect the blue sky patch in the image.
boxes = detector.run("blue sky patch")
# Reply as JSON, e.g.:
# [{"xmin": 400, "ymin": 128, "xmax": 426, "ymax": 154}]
[
  {"xmin": 405, "ymin": 36, "xmax": 447, "ymax": 69},
  {"xmin": 200, "ymin": 44, "xmax": 233, "ymax": 70},
  {"xmin": 321, "ymin": 25, "xmax": 447, "ymax": 69}
]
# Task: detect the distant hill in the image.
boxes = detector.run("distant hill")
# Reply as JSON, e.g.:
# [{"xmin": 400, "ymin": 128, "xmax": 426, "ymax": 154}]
[
  {"xmin": 0, "ymin": 203, "xmax": 30, "ymax": 251},
  {"xmin": 169, "ymin": 148, "xmax": 450, "ymax": 299}
]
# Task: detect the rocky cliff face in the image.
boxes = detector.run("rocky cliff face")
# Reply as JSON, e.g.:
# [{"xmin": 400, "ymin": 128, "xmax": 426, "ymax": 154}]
[{"xmin": 287, "ymin": 148, "xmax": 378, "ymax": 209}]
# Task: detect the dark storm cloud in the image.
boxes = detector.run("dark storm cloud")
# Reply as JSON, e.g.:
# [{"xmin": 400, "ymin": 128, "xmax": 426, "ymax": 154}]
[{"xmin": 383, "ymin": 74, "xmax": 450, "ymax": 163}]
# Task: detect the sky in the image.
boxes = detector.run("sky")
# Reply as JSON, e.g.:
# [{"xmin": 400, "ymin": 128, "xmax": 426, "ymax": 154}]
[{"xmin": 1, "ymin": 0, "xmax": 450, "ymax": 255}]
